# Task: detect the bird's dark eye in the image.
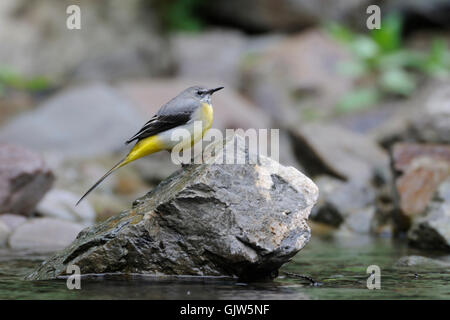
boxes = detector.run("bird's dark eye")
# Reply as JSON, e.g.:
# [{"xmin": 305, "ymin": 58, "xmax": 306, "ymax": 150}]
[{"xmin": 197, "ymin": 90, "xmax": 203, "ymax": 96}]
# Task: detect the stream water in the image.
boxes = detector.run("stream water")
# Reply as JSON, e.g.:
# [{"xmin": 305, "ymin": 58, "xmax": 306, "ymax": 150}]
[{"xmin": 1, "ymin": 235, "xmax": 449, "ymax": 299}]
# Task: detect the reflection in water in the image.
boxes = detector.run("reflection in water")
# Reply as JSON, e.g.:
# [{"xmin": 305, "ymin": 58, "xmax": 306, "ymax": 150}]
[{"xmin": 0, "ymin": 236, "xmax": 449, "ymax": 299}]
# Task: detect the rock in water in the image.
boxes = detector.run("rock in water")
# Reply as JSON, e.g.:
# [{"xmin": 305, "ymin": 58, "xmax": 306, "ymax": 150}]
[
  {"xmin": 408, "ymin": 179, "xmax": 450, "ymax": 252},
  {"xmin": 394, "ymin": 255, "xmax": 450, "ymax": 268},
  {"xmin": 0, "ymin": 220, "xmax": 10, "ymax": 248},
  {"xmin": 391, "ymin": 143, "xmax": 450, "ymax": 231},
  {"xmin": 26, "ymin": 135, "xmax": 319, "ymax": 281},
  {"xmin": 0, "ymin": 144, "xmax": 54, "ymax": 215}
]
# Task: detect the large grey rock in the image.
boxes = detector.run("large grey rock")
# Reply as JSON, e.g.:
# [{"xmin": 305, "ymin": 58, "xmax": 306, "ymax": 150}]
[
  {"xmin": 26, "ymin": 135, "xmax": 319, "ymax": 280},
  {"xmin": 9, "ymin": 217, "xmax": 84, "ymax": 252},
  {"xmin": 0, "ymin": 83, "xmax": 142, "ymax": 159},
  {"xmin": 0, "ymin": 144, "xmax": 54, "ymax": 215},
  {"xmin": 408, "ymin": 179, "xmax": 450, "ymax": 252}
]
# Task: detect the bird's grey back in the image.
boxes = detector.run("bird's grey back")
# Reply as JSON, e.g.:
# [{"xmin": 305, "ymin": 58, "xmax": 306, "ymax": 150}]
[{"xmin": 157, "ymin": 87, "xmax": 203, "ymax": 117}]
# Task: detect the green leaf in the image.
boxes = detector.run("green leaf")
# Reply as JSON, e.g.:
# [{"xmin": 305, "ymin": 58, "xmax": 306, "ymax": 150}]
[
  {"xmin": 0, "ymin": 68, "xmax": 23, "ymax": 88},
  {"xmin": 325, "ymin": 22, "xmax": 354, "ymax": 43},
  {"xmin": 379, "ymin": 69, "xmax": 416, "ymax": 96},
  {"xmin": 336, "ymin": 88, "xmax": 380, "ymax": 113},
  {"xmin": 351, "ymin": 36, "xmax": 379, "ymax": 60},
  {"xmin": 336, "ymin": 60, "xmax": 368, "ymax": 78},
  {"xmin": 24, "ymin": 76, "xmax": 50, "ymax": 91},
  {"xmin": 164, "ymin": 0, "xmax": 204, "ymax": 32},
  {"xmin": 376, "ymin": 50, "xmax": 425, "ymax": 70},
  {"xmin": 422, "ymin": 38, "xmax": 450, "ymax": 77},
  {"xmin": 371, "ymin": 14, "xmax": 403, "ymax": 53},
  {"xmin": 429, "ymin": 38, "xmax": 447, "ymax": 62},
  {"xmin": 0, "ymin": 66, "xmax": 51, "ymax": 92}
]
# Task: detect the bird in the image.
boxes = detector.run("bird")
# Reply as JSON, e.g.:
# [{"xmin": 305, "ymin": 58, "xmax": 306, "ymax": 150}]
[{"xmin": 76, "ymin": 86, "xmax": 224, "ymax": 205}]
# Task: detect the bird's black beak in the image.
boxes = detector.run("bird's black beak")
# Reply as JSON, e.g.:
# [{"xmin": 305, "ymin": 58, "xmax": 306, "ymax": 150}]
[{"xmin": 207, "ymin": 87, "xmax": 224, "ymax": 95}]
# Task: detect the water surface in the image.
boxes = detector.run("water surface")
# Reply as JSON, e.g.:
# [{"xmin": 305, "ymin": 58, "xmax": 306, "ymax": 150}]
[{"xmin": 1, "ymin": 235, "xmax": 449, "ymax": 299}]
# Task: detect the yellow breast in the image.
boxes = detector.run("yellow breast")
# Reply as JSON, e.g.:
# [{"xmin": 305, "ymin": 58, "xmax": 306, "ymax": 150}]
[{"xmin": 201, "ymin": 102, "xmax": 214, "ymax": 133}]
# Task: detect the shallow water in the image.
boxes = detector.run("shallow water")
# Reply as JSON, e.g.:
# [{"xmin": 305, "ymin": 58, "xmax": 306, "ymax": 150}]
[{"xmin": 1, "ymin": 235, "xmax": 449, "ymax": 300}]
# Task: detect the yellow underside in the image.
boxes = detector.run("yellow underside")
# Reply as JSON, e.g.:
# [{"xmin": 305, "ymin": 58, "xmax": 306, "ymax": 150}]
[
  {"xmin": 122, "ymin": 102, "xmax": 213, "ymax": 166},
  {"xmin": 201, "ymin": 102, "xmax": 214, "ymax": 132},
  {"xmin": 121, "ymin": 135, "xmax": 166, "ymax": 167}
]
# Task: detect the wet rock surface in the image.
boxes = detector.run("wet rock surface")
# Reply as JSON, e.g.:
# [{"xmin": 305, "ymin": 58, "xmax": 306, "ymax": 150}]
[
  {"xmin": 0, "ymin": 220, "xmax": 9, "ymax": 247},
  {"xmin": 391, "ymin": 143, "xmax": 450, "ymax": 231},
  {"xmin": 408, "ymin": 179, "xmax": 450, "ymax": 252},
  {"xmin": 0, "ymin": 144, "xmax": 54, "ymax": 216},
  {"xmin": 394, "ymin": 255, "xmax": 450, "ymax": 268},
  {"xmin": 26, "ymin": 135, "xmax": 319, "ymax": 280}
]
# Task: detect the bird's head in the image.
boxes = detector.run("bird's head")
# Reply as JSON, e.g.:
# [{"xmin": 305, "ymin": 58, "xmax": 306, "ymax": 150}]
[{"xmin": 186, "ymin": 86, "xmax": 224, "ymax": 104}]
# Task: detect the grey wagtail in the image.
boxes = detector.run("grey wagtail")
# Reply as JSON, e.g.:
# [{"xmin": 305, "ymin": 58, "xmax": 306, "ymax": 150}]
[{"xmin": 76, "ymin": 86, "xmax": 224, "ymax": 205}]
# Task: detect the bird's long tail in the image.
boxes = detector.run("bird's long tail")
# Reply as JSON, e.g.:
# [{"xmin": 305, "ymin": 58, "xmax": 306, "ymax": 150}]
[
  {"xmin": 76, "ymin": 157, "xmax": 128, "ymax": 206},
  {"xmin": 76, "ymin": 134, "xmax": 166, "ymax": 205}
]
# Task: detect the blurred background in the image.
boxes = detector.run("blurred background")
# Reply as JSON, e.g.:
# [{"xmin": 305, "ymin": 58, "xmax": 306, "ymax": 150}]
[{"xmin": 0, "ymin": 0, "xmax": 449, "ymax": 256}]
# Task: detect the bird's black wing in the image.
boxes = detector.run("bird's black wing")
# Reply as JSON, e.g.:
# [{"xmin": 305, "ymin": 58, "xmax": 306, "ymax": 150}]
[{"xmin": 125, "ymin": 113, "xmax": 192, "ymax": 144}]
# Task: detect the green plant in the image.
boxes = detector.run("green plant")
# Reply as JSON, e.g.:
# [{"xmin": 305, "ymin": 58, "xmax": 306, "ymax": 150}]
[
  {"xmin": 158, "ymin": 0, "xmax": 205, "ymax": 32},
  {"xmin": 0, "ymin": 67, "xmax": 50, "ymax": 97},
  {"xmin": 327, "ymin": 14, "xmax": 450, "ymax": 113}
]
